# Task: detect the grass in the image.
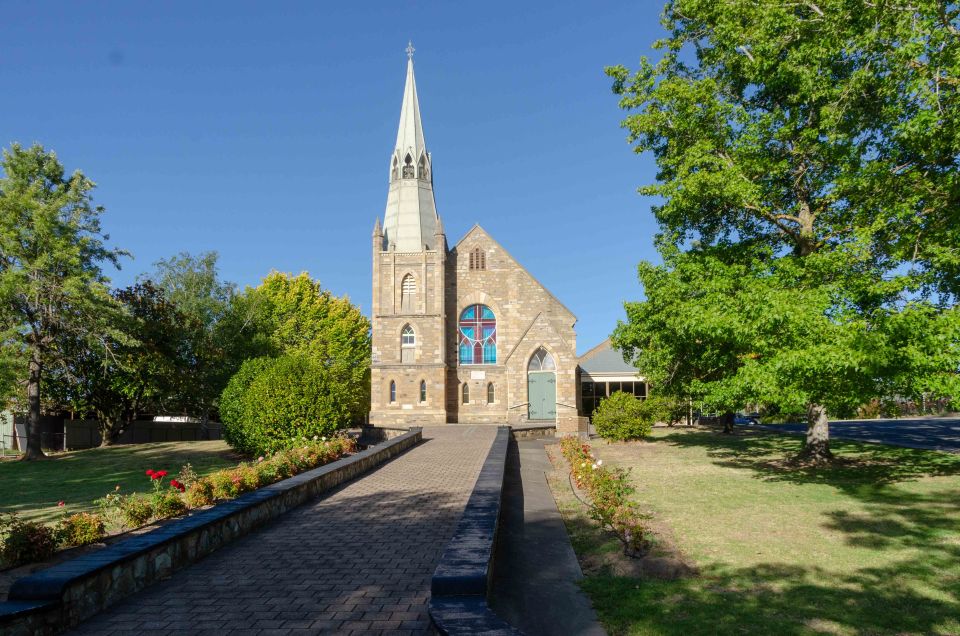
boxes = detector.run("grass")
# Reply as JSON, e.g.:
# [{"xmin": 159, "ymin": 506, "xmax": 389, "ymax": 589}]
[
  {"xmin": 552, "ymin": 428, "xmax": 960, "ymax": 636},
  {"xmin": 0, "ymin": 441, "xmax": 240, "ymax": 526}
]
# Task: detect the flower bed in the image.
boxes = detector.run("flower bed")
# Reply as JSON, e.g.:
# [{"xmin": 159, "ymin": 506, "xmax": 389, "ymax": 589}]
[
  {"xmin": 0, "ymin": 435, "xmax": 356, "ymax": 569},
  {"xmin": 558, "ymin": 437, "xmax": 649, "ymax": 556}
]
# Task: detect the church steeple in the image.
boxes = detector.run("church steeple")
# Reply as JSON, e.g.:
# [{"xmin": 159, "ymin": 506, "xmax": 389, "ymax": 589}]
[{"xmin": 381, "ymin": 43, "xmax": 440, "ymax": 252}]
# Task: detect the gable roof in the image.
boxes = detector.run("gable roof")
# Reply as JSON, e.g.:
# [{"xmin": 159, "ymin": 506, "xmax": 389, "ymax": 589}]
[
  {"xmin": 453, "ymin": 224, "xmax": 577, "ymax": 323},
  {"xmin": 578, "ymin": 338, "xmax": 638, "ymax": 374}
]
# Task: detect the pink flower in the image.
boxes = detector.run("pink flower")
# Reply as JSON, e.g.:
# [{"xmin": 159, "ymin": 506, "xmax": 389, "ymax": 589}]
[{"xmin": 57, "ymin": 501, "xmax": 65, "ymax": 507}]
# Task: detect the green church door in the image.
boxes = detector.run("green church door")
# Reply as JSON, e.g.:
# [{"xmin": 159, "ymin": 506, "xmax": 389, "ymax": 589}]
[{"xmin": 527, "ymin": 372, "xmax": 557, "ymax": 421}]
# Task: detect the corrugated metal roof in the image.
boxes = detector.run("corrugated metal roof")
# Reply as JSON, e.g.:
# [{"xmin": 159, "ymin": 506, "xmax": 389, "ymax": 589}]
[{"xmin": 578, "ymin": 339, "xmax": 638, "ymax": 374}]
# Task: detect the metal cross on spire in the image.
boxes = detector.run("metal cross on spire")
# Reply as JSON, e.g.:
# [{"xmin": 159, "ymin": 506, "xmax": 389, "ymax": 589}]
[{"xmin": 406, "ymin": 41, "xmax": 415, "ymax": 60}]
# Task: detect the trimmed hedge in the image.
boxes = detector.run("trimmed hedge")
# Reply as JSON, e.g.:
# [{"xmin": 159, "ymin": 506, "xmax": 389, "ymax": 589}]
[{"xmin": 220, "ymin": 353, "xmax": 359, "ymax": 456}]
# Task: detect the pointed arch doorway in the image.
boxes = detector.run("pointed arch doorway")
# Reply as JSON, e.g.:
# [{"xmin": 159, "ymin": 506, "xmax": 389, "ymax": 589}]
[{"xmin": 527, "ymin": 347, "xmax": 557, "ymax": 421}]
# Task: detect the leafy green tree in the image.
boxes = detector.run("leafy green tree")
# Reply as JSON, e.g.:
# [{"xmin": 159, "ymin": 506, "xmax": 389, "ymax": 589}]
[
  {"xmin": 141, "ymin": 252, "xmax": 235, "ymax": 429},
  {"xmin": 0, "ymin": 144, "xmax": 125, "ymax": 459},
  {"xmin": 46, "ymin": 283, "xmax": 191, "ymax": 445},
  {"xmin": 218, "ymin": 272, "xmax": 371, "ymax": 453},
  {"xmin": 608, "ymin": 1, "xmax": 960, "ymax": 460}
]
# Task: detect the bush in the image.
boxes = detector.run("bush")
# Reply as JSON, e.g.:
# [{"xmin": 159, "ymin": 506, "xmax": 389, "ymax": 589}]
[
  {"xmin": 185, "ymin": 478, "xmax": 215, "ymax": 508},
  {"xmin": 593, "ymin": 391, "xmax": 654, "ymax": 441},
  {"xmin": 219, "ymin": 353, "xmax": 359, "ymax": 456},
  {"xmin": 0, "ymin": 514, "xmax": 58, "ymax": 566},
  {"xmin": 57, "ymin": 512, "xmax": 106, "ymax": 547},
  {"xmin": 209, "ymin": 470, "xmax": 239, "ymax": 500},
  {"xmin": 152, "ymin": 490, "xmax": 187, "ymax": 519},
  {"xmin": 558, "ymin": 438, "xmax": 649, "ymax": 556},
  {"xmin": 120, "ymin": 494, "xmax": 153, "ymax": 528}
]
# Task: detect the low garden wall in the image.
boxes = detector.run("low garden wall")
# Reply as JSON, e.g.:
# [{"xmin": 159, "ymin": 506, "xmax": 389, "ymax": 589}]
[
  {"xmin": 0, "ymin": 428, "xmax": 421, "ymax": 636},
  {"xmin": 509, "ymin": 424, "xmax": 557, "ymax": 440},
  {"xmin": 428, "ymin": 426, "xmax": 522, "ymax": 635}
]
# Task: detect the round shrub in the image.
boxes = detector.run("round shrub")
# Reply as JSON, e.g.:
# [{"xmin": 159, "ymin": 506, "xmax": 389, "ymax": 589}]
[
  {"xmin": 152, "ymin": 491, "xmax": 187, "ymax": 519},
  {"xmin": 119, "ymin": 494, "xmax": 153, "ymax": 528},
  {"xmin": 0, "ymin": 514, "xmax": 58, "ymax": 566},
  {"xmin": 56, "ymin": 512, "xmax": 106, "ymax": 547},
  {"xmin": 219, "ymin": 353, "xmax": 359, "ymax": 456},
  {"xmin": 593, "ymin": 391, "xmax": 654, "ymax": 441},
  {"xmin": 209, "ymin": 470, "xmax": 239, "ymax": 500},
  {"xmin": 185, "ymin": 478, "xmax": 215, "ymax": 508}
]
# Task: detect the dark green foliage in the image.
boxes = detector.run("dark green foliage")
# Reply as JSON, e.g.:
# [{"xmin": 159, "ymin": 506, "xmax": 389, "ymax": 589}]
[
  {"xmin": 593, "ymin": 392, "xmax": 655, "ymax": 441},
  {"xmin": 220, "ymin": 354, "xmax": 359, "ymax": 456},
  {"xmin": 0, "ymin": 513, "xmax": 58, "ymax": 566}
]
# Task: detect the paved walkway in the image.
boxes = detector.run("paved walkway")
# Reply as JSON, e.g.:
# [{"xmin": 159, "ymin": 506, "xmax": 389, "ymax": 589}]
[
  {"xmin": 71, "ymin": 427, "xmax": 497, "ymax": 636},
  {"xmin": 749, "ymin": 416, "xmax": 960, "ymax": 452},
  {"xmin": 491, "ymin": 438, "xmax": 605, "ymax": 636}
]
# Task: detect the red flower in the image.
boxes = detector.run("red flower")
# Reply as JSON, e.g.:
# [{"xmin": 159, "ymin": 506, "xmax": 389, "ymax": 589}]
[
  {"xmin": 170, "ymin": 479, "xmax": 186, "ymax": 492},
  {"xmin": 155, "ymin": 470, "xmax": 168, "ymax": 478},
  {"xmin": 146, "ymin": 469, "xmax": 155, "ymax": 476},
  {"xmin": 151, "ymin": 473, "xmax": 162, "ymax": 480},
  {"xmin": 57, "ymin": 501, "xmax": 65, "ymax": 507}
]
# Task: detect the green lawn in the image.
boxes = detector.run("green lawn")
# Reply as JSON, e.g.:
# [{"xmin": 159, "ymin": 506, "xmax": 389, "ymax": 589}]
[
  {"xmin": 558, "ymin": 428, "xmax": 960, "ymax": 636},
  {"xmin": 0, "ymin": 441, "xmax": 239, "ymax": 526}
]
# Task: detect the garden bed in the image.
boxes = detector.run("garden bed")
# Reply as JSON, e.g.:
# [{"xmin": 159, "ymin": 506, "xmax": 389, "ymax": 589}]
[{"xmin": 0, "ymin": 428, "xmax": 422, "ymax": 635}]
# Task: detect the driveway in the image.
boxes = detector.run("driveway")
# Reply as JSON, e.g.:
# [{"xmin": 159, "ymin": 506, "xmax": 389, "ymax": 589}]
[{"xmin": 749, "ymin": 417, "xmax": 960, "ymax": 453}]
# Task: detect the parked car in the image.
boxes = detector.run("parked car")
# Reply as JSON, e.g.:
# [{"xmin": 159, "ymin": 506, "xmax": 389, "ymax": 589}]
[{"xmin": 734, "ymin": 414, "xmax": 759, "ymax": 426}]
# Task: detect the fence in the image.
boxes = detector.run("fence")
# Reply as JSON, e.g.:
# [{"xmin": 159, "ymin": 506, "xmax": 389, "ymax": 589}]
[{"xmin": 5, "ymin": 418, "xmax": 222, "ymax": 452}]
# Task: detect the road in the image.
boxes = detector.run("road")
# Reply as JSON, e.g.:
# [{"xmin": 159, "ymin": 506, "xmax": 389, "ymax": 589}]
[{"xmin": 749, "ymin": 417, "xmax": 960, "ymax": 452}]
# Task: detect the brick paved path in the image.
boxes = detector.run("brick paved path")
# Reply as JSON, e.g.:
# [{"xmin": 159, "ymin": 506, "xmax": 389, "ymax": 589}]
[{"xmin": 71, "ymin": 427, "xmax": 497, "ymax": 636}]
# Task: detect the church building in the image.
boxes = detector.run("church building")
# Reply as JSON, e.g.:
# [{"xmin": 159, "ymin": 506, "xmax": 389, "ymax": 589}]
[{"xmin": 369, "ymin": 48, "xmax": 586, "ymax": 435}]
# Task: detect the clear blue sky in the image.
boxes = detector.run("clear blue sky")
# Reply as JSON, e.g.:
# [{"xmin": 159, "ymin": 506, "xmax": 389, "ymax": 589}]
[{"xmin": 0, "ymin": 0, "xmax": 665, "ymax": 353}]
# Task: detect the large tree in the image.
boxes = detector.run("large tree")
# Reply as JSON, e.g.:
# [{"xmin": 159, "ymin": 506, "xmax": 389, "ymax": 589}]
[
  {"xmin": 218, "ymin": 271, "xmax": 371, "ymax": 451},
  {"xmin": 141, "ymin": 251, "xmax": 235, "ymax": 430},
  {"xmin": 608, "ymin": 0, "xmax": 960, "ymax": 460},
  {"xmin": 46, "ymin": 282, "xmax": 191, "ymax": 445},
  {"xmin": 0, "ymin": 144, "xmax": 125, "ymax": 459}
]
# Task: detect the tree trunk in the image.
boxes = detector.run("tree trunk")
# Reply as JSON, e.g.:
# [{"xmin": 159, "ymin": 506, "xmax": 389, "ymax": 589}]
[
  {"xmin": 21, "ymin": 355, "xmax": 46, "ymax": 460},
  {"xmin": 722, "ymin": 410, "xmax": 734, "ymax": 434},
  {"xmin": 798, "ymin": 403, "xmax": 832, "ymax": 462}
]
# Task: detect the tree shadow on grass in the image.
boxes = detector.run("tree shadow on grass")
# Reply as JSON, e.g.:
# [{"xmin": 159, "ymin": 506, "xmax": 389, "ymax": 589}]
[
  {"xmin": 582, "ymin": 430, "xmax": 960, "ymax": 634},
  {"xmin": 585, "ymin": 550, "xmax": 960, "ymax": 636},
  {"xmin": 656, "ymin": 429, "xmax": 960, "ymax": 493}
]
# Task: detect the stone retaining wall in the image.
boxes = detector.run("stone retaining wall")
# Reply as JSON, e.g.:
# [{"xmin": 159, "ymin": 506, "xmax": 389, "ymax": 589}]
[
  {"xmin": 428, "ymin": 426, "xmax": 522, "ymax": 634},
  {"xmin": 0, "ymin": 428, "xmax": 421, "ymax": 636}
]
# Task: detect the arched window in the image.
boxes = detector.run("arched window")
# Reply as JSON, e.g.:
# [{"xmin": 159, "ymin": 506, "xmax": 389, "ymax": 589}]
[
  {"xmin": 418, "ymin": 154, "xmax": 429, "ymax": 180},
  {"xmin": 389, "ymin": 380, "xmax": 397, "ymax": 403},
  {"xmin": 487, "ymin": 382, "xmax": 495, "ymax": 404},
  {"xmin": 391, "ymin": 156, "xmax": 399, "ymax": 181},
  {"xmin": 400, "ymin": 325, "xmax": 415, "ymax": 363},
  {"xmin": 528, "ymin": 347, "xmax": 556, "ymax": 372},
  {"xmin": 462, "ymin": 383, "xmax": 470, "ymax": 404},
  {"xmin": 458, "ymin": 304, "xmax": 497, "ymax": 365},
  {"xmin": 401, "ymin": 274, "xmax": 416, "ymax": 312},
  {"xmin": 402, "ymin": 153, "xmax": 415, "ymax": 178},
  {"xmin": 469, "ymin": 247, "xmax": 486, "ymax": 271},
  {"xmin": 419, "ymin": 380, "xmax": 427, "ymax": 403}
]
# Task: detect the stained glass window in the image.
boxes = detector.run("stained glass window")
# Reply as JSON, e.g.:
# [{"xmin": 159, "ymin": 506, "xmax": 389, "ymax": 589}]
[{"xmin": 458, "ymin": 304, "xmax": 496, "ymax": 365}]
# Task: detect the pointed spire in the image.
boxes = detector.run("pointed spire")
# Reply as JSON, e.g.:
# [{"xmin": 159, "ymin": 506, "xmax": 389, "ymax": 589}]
[
  {"xmin": 395, "ymin": 44, "xmax": 426, "ymax": 164},
  {"xmin": 380, "ymin": 44, "xmax": 441, "ymax": 253},
  {"xmin": 373, "ymin": 217, "xmax": 382, "ymax": 236}
]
